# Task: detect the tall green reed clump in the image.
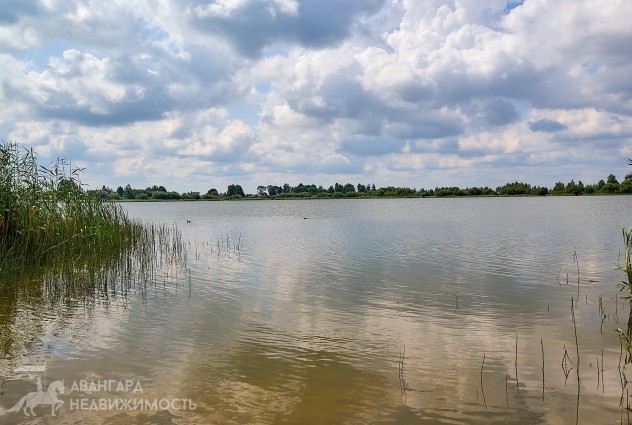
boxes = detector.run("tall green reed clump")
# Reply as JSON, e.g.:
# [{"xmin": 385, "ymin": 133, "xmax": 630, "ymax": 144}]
[
  {"xmin": 0, "ymin": 142, "xmax": 185, "ymax": 292},
  {"xmin": 623, "ymin": 228, "xmax": 632, "ymax": 290},
  {"xmin": 617, "ymin": 227, "xmax": 632, "ymax": 360}
]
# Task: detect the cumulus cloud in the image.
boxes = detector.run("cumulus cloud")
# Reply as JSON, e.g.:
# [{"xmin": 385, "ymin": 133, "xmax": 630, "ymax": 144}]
[
  {"xmin": 0, "ymin": 0, "xmax": 40, "ymax": 25},
  {"xmin": 178, "ymin": 118, "xmax": 256, "ymax": 162},
  {"xmin": 528, "ymin": 119, "xmax": 567, "ymax": 133},
  {"xmin": 1, "ymin": 0, "xmax": 631, "ymax": 191},
  {"xmin": 189, "ymin": 0, "xmax": 384, "ymax": 57},
  {"xmin": 480, "ymin": 99, "xmax": 520, "ymax": 127}
]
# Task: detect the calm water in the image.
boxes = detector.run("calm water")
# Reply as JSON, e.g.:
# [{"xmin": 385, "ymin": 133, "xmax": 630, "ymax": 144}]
[{"xmin": 2, "ymin": 197, "xmax": 632, "ymax": 424}]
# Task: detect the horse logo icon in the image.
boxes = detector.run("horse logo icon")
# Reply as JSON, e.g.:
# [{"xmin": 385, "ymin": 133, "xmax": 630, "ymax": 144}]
[{"xmin": 3, "ymin": 377, "xmax": 64, "ymax": 416}]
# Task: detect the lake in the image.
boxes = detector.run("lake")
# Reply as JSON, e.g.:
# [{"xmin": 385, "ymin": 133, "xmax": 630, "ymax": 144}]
[{"xmin": 1, "ymin": 196, "xmax": 632, "ymax": 424}]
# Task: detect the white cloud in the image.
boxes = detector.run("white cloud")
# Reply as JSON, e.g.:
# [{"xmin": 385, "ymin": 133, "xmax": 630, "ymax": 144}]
[
  {"xmin": 194, "ymin": 0, "xmax": 252, "ymax": 18},
  {"xmin": 179, "ymin": 119, "xmax": 255, "ymax": 161},
  {"xmin": 272, "ymin": 0, "xmax": 300, "ymax": 16},
  {"xmin": 0, "ymin": 0, "xmax": 631, "ymax": 192}
]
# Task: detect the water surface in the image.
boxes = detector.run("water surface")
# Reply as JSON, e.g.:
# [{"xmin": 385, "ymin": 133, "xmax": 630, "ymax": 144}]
[{"xmin": 2, "ymin": 197, "xmax": 632, "ymax": 424}]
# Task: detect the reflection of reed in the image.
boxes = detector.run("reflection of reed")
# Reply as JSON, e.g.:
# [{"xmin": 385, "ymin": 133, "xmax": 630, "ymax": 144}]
[
  {"xmin": 505, "ymin": 369, "xmax": 509, "ymax": 407},
  {"xmin": 398, "ymin": 345, "xmax": 407, "ymax": 403},
  {"xmin": 515, "ymin": 332, "xmax": 519, "ymax": 394},
  {"xmin": 596, "ymin": 350, "xmax": 605, "ymax": 393},
  {"xmin": 541, "ymin": 337, "xmax": 545, "ymax": 401},
  {"xmin": 619, "ymin": 303, "xmax": 632, "ymax": 421},
  {"xmin": 571, "ymin": 296, "xmax": 581, "ymax": 425},
  {"xmin": 192, "ymin": 233, "xmax": 241, "ymax": 260},
  {"xmin": 574, "ymin": 250, "xmax": 581, "ymax": 298},
  {"xmin": 480, "ymin": 353, "xmax": 487, "ymax": 411},
  {"xmin": 562, "ymin": 344, "xmax": 573, "ymax": 382},
  {"xmin": 0, "ymin": 221, "xmax": 187, "ymax": 375},
  {"xmin": 571, "ymin": 297, "xmax": 581, "ymax": 377}
]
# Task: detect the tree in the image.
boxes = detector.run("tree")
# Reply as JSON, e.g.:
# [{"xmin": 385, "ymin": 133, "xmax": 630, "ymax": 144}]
[
  {"xmin": 357, "ymin": 183, "xmax": 366, "ymax": 193},
  {"xmin": 226, "ymin": 184, "xmax": 245, "ymax": 197},
  {"xmin": 206, "ymin": 188, "xmax": 219, "ymax": 197},
  {"xmin": 124, "ymin": 184, "xmax": 135, "ymax": 199},
  {"xmin": 565, "ymin": 179, "xmax": 583, "ymax": 195},
  {"xmin": 257, "ymin": 186, "xmax": 268, "ymax": 196},
  {"xmin": 154, "ymin": 191, "xmax": 181, "ymax": 200},
  {"xmin": 182, "ymin": 191, "xmax": 201, "ymax": 200},
  {"xmin": 552, "ymin": 181, "xmax": 565, "ymax": 194},
  {"xmin": 621, "ymin": 173, "xmax": 632, "ymax": 193},
  {"xmin": 88, "ymin": 186, "xmax": 117, "ymax": 200},
  {"xmin": 146, "ymin": 185, "xmax": 167, "ymax": 192},
  {"xmin": 496, "ymin": 182, "xmax": 531, "ymax": 196},
  {"xmin": 434, "ymin": 186, "xmax": 466, "ymax": 197},
  {"xmin": 603, "ymin": 174, "xmax": 620, "ymax": 193},
  {"xmin": 116, "ymin": 186, "xmax": 124, "ymax": 196},
  {"xmin": 531, "ymin": 186, "xmax": 549, "ymax": 196},
  {"xmin": 56, "ymin": 177, "xmax": 82, "ymax": 195}
]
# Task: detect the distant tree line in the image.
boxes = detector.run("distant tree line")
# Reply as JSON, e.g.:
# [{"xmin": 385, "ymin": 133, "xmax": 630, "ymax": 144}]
[{"xmin": 87, "ymin": 172, "xmax": 632, "ymax": 201}]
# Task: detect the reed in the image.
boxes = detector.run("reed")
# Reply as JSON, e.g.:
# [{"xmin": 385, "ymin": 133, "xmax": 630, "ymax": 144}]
[
  {"xmin": 623, "ymin": 227, "xmax": 632, "ymax": 286},
  {"xmin": 0, "ymin": 142, "xmax": 185, "ymax": 293},
  {"xmin": 617, "ymin": 227, "xmax": 632, "ymax": 361}
]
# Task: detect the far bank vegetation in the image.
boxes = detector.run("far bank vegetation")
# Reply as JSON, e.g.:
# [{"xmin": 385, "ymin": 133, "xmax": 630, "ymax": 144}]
[{"xmin": 93, "ymin": 174, "xmax": 632, "ymax": 201}]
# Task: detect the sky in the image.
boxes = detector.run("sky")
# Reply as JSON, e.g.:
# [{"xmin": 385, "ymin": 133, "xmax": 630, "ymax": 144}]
[{"xmin": 1, "ymin": 0, "xmax": 631, "ymax": 193}]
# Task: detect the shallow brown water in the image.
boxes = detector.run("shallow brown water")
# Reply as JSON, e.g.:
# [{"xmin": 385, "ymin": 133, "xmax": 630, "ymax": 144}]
[{"xmin": 1, "ymin": 197, "xmax": 632, "ymax": 424}]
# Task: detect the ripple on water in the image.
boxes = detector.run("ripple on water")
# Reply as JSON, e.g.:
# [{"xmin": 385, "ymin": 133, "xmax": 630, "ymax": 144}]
[{"xmin": 2, "ymin": 197, "xmax": 632, "ymax": 424}]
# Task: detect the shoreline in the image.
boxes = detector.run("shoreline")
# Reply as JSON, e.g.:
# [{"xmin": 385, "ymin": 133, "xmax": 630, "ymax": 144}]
[{"xmin": 112, "ymin": 193, "xmax": 632, "ymax": 202}]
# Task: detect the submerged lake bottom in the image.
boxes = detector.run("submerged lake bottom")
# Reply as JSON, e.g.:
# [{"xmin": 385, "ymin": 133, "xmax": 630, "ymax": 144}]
[{"xmin": 2, "ymin": 197, "xmax": 632, "ymax": 424}]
